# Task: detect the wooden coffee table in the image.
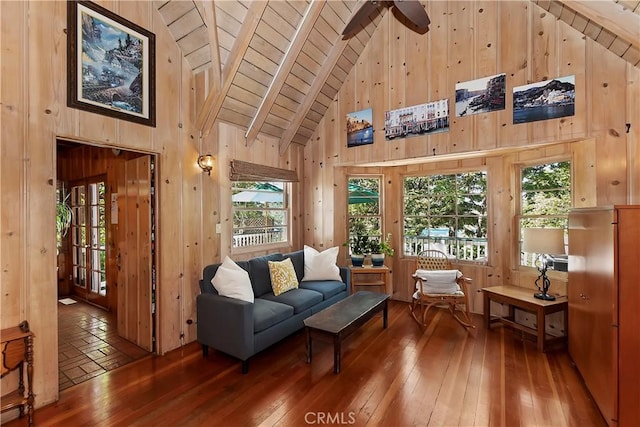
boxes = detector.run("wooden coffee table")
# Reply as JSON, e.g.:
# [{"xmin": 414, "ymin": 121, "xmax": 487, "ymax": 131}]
[{"xmin": 303, "ymin": 291, "xmax": 390, "ymax": 373}]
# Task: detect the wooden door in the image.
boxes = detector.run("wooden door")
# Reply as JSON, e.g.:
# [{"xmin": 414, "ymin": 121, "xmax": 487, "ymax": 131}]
[
  {"xmin": 69, "ymin": 176, "xmax": 109, "ymax": 308},
  {"xmin": 116, "ymin": 156, "xmax": 153, "ymax": 352},
  {"xmin": 568, "ymin": 207, "xmax": 615, "ymax": 425}
]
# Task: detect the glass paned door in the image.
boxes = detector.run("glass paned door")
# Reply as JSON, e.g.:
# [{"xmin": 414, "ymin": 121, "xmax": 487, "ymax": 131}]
[{"xmin": 70, "ymin": 176, "xmax": 108, "ymax": 306}]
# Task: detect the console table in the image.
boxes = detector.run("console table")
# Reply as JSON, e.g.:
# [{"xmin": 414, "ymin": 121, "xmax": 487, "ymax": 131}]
[
  {"xmin": 1, "ymin": 320, "xmax": 34, "ymax": 425},
  {"xmin": 482, "ymin": 285, "xmax": 567, "ymax": 352},
  {"xmin": 350, "ymin": 265, "xmax": 390, "ymax": 295}
]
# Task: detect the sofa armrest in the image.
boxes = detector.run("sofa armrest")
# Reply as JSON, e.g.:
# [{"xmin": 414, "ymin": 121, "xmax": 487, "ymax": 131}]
[
  {"xmin": 196, "ymin": 293, "xmax": 254, "ymax": 361},
  {"xmin": 339, "ymin": 266, "xmax": 351, "ymax": 294}
]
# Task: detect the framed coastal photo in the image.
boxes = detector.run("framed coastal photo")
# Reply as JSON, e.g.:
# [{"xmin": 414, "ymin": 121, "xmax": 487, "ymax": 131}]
[
  {"xmin": 513, "ymin": 75, "xmax": 575, "ymax": 124},
  {"xmin": 346, "ymin": 108, "xmax": 374, "ymax": 147},
  {"xmin": 455, "ymin": 73, "xmax": 506, "ymax": 117},
  {"xmin": 67, "ymin": 1, "xmax": 156, "ymax": 127}
]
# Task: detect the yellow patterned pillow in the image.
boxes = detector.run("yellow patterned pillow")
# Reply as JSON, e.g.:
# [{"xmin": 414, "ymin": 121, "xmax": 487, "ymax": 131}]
[{"xmin": 268, "ymin": 258, "xmax": 299, "ymax": 296}]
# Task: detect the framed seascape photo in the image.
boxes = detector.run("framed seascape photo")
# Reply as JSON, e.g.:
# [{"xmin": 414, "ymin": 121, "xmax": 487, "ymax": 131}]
[
  {"xmin": 455, "ymin": 73, "xmax": 506, "ymax": 117},
  {"xmin": 67, "ymin": 1, "xmax": 156, "ymax": 127},
  {"xmin": 346, "ymin": 108, "xmax": 374, "ymax": 147},
  {"xmin": 513, "ymin": 75, "xmax": 575, "ymax": 124}
]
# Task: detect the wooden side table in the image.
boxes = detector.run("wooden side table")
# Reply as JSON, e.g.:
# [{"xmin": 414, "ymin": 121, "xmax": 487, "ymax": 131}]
[
  {"xmin": 1, "ymin": 320, "xmax": 34, "ymax": 426},
  {"xmin": 350, "ymin": 265, "xmax": 390, "ymax": 294},
  {"xmin": 482, "ymin": 285, "xmax": 567, "ymax": 352}
]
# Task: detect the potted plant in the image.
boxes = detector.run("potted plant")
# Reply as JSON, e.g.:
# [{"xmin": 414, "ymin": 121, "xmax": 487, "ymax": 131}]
[
  {"xmin": 56, "ymin": 195, "xmax": 72, "ymax": 250},
  {"xmin": 369, "ymin": 233, "xmax": 394, "ymax": 267},
  {"xmin": 344, "ymin": 234, "xmax": 370, "ymax": 267}
]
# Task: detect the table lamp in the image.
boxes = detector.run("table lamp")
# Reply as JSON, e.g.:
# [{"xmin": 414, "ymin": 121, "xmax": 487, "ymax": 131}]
[{"xmin": 522, "ymin": 228, "xmax": 565, "ymax": 300}]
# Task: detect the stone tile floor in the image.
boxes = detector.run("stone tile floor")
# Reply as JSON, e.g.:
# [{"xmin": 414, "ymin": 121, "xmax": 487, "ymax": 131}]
[{"xmin": 58, "ymin": 299, "xmax": 149, "ymax": 391}]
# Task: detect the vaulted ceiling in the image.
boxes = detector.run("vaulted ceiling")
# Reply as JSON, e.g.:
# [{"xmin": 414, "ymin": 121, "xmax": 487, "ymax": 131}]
[{"xmin": 156, "ymin": 1, "xmax": 640, "ymax": 152}]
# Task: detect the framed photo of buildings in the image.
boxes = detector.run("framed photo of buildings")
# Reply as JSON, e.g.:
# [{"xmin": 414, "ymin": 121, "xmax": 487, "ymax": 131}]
[
  {"xmin": 346, "ymin": 108, "xmax": 374, "ymax": 147},
  {"xmin": 384, "ymin": 99, "xmax": 449, "ymax": 141},
  {"xmin": 513, "ymin": 76, "xmax": 575, "ymax": 124},
  {"xmin": 455, "ymin": 73, "xmax": 506, "ymax": 117}
]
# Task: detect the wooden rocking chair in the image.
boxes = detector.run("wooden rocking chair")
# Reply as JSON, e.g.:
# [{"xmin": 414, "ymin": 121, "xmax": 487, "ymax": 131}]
[{"xmin": 409, "ymin": 250, "xmax": 475, "ymax": 330}]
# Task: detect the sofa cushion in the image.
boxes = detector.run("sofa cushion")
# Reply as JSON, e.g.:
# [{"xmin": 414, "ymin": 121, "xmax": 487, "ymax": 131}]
[
  {"xmin": 211, "ymin": 256, "xmax": 254, "ymax": 303},
  {"xmin": 302, "ymin": 245, "xmax": 341, "ymax": 282},
  {"xmin": 283, "ymin": 250, "xmax": 304, "ymax": 283},
  {"xmin": 298, "ymin": 280, "xmax": 346, "ymax": 300},
  {"xmin": 268, "ymin": 258, "xmax": 299, "ymax": 296},
  {"xmin": 253, "ymin": 298, "xmax": 294, "ymax": 333},
  {"xmin": 249, "ymin": 253, "xmax": 285, "ymax": 297},
  {"xmin": 260, "ymin": 288, "xmax": 323, "ymax": 314}
]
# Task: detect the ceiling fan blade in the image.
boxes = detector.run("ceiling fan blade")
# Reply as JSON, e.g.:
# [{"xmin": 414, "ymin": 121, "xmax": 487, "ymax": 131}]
[
  {"xmin": 342, "ymin": 1, "xmax": 380, "ymax": 36},
  {"xmin": 392, "ymin": 0, "xmax": 430, "ymax": 30}
]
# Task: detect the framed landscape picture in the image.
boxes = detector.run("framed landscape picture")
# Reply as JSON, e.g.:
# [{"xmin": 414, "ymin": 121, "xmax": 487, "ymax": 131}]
[
  {"xmin": 346, "ymin": 108, "xmax": 374, "ymax": 147},
  {"xmin": 455, "ymin": 73, "xmax": 506, "ymax": 117},
  {"xmin": 513, "ymin": 75, "xmax": 575, "ymax": 124},
  {"xmin": 67, "ymin": 1, "xmax": 156, "ymax": 127}
]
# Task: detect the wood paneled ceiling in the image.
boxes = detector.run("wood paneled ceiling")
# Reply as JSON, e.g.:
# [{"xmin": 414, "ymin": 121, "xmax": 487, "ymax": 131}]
[
  {"xmin": 534, "ymin": 0, "xmax": 640, "ymax": 65},
  {"xmin": 156, "ymin": 0, "xmax": 640, "ymax": 153}
]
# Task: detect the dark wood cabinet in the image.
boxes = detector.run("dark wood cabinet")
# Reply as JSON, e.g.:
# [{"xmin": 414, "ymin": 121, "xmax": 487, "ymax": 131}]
[
  {"xmin": 568, "ymin": 206, "xmax": 640, "ymax": 427},
  {"xmin": 1, "ymin": 320, "xmax": 34, "ymax": 425}
]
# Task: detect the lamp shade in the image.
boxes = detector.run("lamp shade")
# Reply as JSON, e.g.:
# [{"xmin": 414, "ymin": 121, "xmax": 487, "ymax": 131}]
[{"xmin": 522, "ymin": 228, "xmax": 565, "ymax": 255}]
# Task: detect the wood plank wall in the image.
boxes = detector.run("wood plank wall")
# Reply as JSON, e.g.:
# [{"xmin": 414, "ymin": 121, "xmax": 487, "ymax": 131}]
[
  {"xmin": 303, "ymin": 1, "xmax": 640, "ymax": 315},
  {"xmin": 0, "ymin": 0, "xmax": 305, "ymax": 411},
  {"xmin": 0, "ymin": 0, "xmax": 177, "ymax": 408},
  {"xmin": 1, "ymin": 0, "xmax": 638, "ymax": 415}
]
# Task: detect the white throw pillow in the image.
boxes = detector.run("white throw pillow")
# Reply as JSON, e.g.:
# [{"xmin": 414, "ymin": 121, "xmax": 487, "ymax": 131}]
[
  {"xmin": 414, "ymin": 269, "xmax": 462, "ymax": 284},
  {"xmin": 302, "ymin": 245, "xmax": 342, "ymax": 282},
  {"xmin": 414, "ymin": 269, "xmax": 463, "ymax": 295},
  {"xmin": 211, "ymin": 256, "xmax": 254, "ymax": 303}
]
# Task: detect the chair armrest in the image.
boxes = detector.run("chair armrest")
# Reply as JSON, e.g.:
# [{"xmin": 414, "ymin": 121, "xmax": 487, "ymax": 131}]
[
  {"xmin": 457, "ymin": 276, "xmax": 472, "ymax": 294},
  {"xmin": 196, "ymin": 293, "xmax": 254, "ymax": 360}
]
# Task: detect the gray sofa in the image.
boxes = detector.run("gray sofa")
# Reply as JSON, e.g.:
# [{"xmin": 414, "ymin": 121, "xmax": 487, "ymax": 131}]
[{"xmin": 197, "ymin": 249, "xmax": 350, "ymax": 373}]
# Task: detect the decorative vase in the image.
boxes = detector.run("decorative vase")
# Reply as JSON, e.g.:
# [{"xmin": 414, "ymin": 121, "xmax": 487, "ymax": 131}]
[
  {"xmin": 351, "ymin": 254, "xmax": 365, "ymax": 267},
  {"xmin": 371, "ymin": 253, "xmax": 385, "ymax": 267}
]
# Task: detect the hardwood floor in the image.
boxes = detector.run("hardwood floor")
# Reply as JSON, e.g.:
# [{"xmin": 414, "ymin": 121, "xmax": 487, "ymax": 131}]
[{"xmin": 8, "ymin": 301, "xmax": 605, "ymax": 426}]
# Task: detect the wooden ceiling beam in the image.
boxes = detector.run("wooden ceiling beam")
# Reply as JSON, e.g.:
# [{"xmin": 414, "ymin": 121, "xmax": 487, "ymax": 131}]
[
  {"xmin": 194, "ymin": 0, "xmax": 221, "ymax": 86},
  {"xmin": 195, "ymin": 1, "xmax": 268, "ymax": 135},
  {"xmin": 244, "ymin": 1, "xmax": 325, "ymax": 146},
  {"xmin": 559, "ymin": 0, "xmax": 640, "ymax": 51},
  {"xmin": 279, "ymin": 37, "xmax": 349, "ymax": 154}
]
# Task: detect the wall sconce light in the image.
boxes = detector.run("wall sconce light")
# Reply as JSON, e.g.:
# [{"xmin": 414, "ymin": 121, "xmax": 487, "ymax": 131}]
[{"xmin": 197, "ymin": 154, "xmax": 214, "ymax": 175}]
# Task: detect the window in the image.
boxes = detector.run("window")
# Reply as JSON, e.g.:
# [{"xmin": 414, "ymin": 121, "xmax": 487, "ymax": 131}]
[
  {"xmin": 232, "ymin": 181, "xmax": 288, "ymax": 248},
  {"xmin": 70, "ymin": 179, "xmax": 107, "ymax": 296},
  {"xmin": 347, "ymin": 177, "xmax": 381, "ymax": 251},
  {"xmin": 403, "ymin": 172, "xmax": 487, "ymax": 261},
  {"xmin": 519, "ymin": 161, "xmax": 571, "ymax": 268}
]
